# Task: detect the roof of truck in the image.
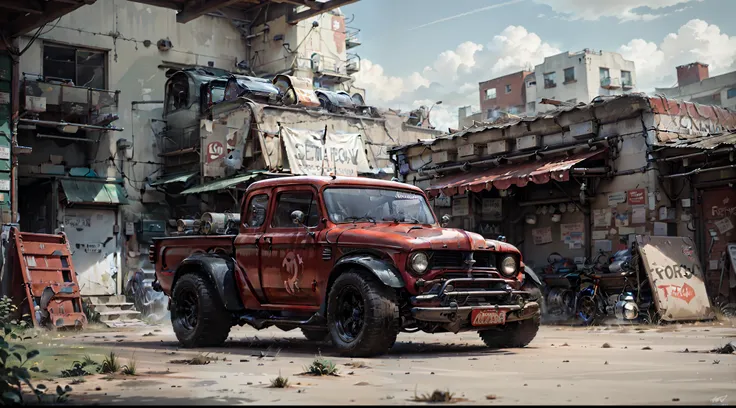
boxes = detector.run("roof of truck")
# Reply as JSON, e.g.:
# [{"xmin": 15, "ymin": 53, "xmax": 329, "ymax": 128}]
[{"xmin": 247, "ymin": 176, "xmax": 425, "ymax": 194}]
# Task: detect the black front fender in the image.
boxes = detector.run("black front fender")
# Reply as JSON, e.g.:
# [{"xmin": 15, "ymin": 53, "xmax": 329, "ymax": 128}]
[
  {"xmin": 523, "ymin": 265, "xmax": 544, "ymax": 288},
  {"xmin": 174, "ymin": 254, "xmax": 244, "ymax": 312},
  {"xmin": 333, "ymin": 254, "xmax": 405, "ymax": 289}
]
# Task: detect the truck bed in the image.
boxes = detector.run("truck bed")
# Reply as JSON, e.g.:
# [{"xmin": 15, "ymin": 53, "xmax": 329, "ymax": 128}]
[{"xmin": 151, "ymin": 235, "xmax": 235, "ymax": 295}]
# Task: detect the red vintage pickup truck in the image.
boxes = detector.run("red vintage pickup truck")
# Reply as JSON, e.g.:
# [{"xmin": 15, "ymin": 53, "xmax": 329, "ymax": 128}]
[{"xmin": 150, "ymin": 176, "xmax": 541, "ymax": 357}]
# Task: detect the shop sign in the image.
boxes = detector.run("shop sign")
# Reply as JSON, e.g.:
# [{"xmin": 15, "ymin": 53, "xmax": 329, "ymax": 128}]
[
  {"xmin": 452, "ymin": 196, "xmax": 469, "ymax": 217},
  {"xmin": 481, "ymin": 198, "xmax": 502, "ymax": 220},
  {"xmin": 434, "ymin": 194, "xmax": 451, "ymax": 208},
  {"xmin": 607, "ymin": 191, "xmax": 627, "ymax": 206},
  {"xmin": 627, "ymin": 189, "xmax": 646, "ymax": 205},
  {"xmin": 636, "ymin": 236, "xmax": 713, "ymax": 322}
]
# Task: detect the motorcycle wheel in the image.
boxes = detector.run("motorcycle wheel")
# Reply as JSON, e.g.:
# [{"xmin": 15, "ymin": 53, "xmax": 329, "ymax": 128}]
[{"xmin": 576, "ymin": 295, "xmax": 598, "ymax": 326}]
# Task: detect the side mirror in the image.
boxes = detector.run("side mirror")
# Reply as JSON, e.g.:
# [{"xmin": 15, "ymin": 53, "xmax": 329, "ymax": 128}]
[
  {"xmin": 441, "ymin": 214, "xmax": 451, "ymax": 227},
  {"xmin": 291, "ymin": 210, "xmax": 315, "ymax": 238},
  {"xmin": 291, "ymin": 210, "xmax": 306, "ymax": 225}
]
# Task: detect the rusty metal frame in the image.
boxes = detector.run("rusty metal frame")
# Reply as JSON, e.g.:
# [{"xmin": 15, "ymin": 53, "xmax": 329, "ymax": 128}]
[{"xmin": 7, "ymin": 226, "xmax": 87, "ymax": 329}]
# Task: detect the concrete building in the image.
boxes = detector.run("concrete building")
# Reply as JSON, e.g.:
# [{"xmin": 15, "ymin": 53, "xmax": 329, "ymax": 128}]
[
  {"xmin": 458, "ymin": 106, "xmax": 484, "ymax": 129},
  {"xmin": 655, "ymin": 62, "xmax": 736, "ymax": 110},
  {"xmin": 390, "ymin": 94, "xmax": 736, "ymax": 301},
  {"xmin": 4, "ymin": 0, "xmax": 442, "ymax": 315},
  {"xmin": 526, "ymin": 49, "xmax": 637, "ymax": 115},
  {"xmin": 478, "ymin": 71, "xmax": 532, "ymax": 119}
]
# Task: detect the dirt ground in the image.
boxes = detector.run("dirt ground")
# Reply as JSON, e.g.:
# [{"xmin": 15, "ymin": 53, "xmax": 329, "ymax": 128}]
[{"xmin": 21, "ymin": 321, "xmax": 736, "ymax": 405}]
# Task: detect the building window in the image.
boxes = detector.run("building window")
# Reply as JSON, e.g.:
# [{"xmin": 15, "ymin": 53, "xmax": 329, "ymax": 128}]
[
  {"xmin": 599, "ymin": 67, "xmax": 611, "ymax": 86},
  {"xmin": 485, "ymin": 88, "xmax": 497, "ymax": 100},
  {"xmin": 621, "ymin": 70, "xmax": 633, "ymax": 87},
  {"xmin": 527, "ymin": 102, "xmax": 535, "ymax": 112},
  {"xmin": 543, "ymin": 72, "xmax": 556, "ymax": 88},
  {"xmin": 564, "ymin": 67, "xmax": 575, "ymax": 83},
  {"xmin": 43, "ymin": 44, "xmax": 106, "ymax": 89},
  {"xmin": 527, "ymin": 80, "xmax": 536, "ymax": 88},
  {"xmin": 728, "ymin": 88, "xmax": 736, "ymax": 99},
  {"xmin": 505, "ymin": 84, "xmax": 512, "ymax": 94}
]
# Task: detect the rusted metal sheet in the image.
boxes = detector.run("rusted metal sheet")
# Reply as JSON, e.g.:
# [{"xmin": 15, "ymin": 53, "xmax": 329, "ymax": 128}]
[
  {"xmin": 656, "ymin": 131, "xmax": 736, "ymax": 149},
  {"xmin": 649, "ymin": 96, "xmax": 736, "ymax": 144},
  {"xmin": 636, "ymin": 236, "xmax": 714, "ymax": 322},
  {"xmin": 7, "ymin": 227, "xmax": 87, "ymax": 329},
  {"xmin": 200, "ymin": 104, "xmax": 254, "ymax": 178},
  {"xmin": 425, "ymin": 149, "xmax": 606, "ymax": 198},
  {"xmin": 272, "ymin": 75, "xmax": 320, "ymax": 108}
]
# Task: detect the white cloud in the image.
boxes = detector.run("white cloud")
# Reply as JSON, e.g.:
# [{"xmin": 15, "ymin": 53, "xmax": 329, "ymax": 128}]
[
  {"xmin": 619, "ymin": 19, "xmax": 736, "ymax": 90},
  {"xmin": 353, "ymin": 26, "xmax": 560, "ymax": 131},
  {"xmin": 354, "ymin": 18, "xmax": 736, "ymax": 132},
  {"xmin": 534, "ymin": 0, "xmax": 703, "ymax": 21}
]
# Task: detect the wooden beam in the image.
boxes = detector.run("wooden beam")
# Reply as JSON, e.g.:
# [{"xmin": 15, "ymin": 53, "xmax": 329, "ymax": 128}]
[
  {"xmin": 176, "ymin": 0, "xmax": 256, "ymax": 23},
  {"xmin": 0, "ymin": 0, "xmax": 44, "ymax": 14},
  {"xmin": 273, "ymin": 0, "xmax": 321, "ymax": 9},
  {"xmin": 287, "ymin": 0, "xmax": 358, "ymax": 24},
  {"xmin": 127, "ymin": 0, "xmax": 182, "ymax": 9},
  {"xmin": 5, "ymin": 0, "xmax": 96, "ymax": 37}
]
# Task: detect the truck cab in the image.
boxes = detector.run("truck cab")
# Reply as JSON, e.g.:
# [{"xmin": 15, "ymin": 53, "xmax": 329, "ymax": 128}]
[{"xmin": 151, "ymin": 176, "xmax": 540, "ymax": 357}]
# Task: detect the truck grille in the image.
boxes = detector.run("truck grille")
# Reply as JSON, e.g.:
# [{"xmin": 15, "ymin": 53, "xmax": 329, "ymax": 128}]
[{"xmin": 430, "ymin": 251, "xmax": 496, "ymax": 269}]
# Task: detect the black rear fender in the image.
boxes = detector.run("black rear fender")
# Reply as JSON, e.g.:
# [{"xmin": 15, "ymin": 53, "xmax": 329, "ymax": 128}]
[{"xmin": 173, "ymin": 254, "xmax": 244, "ymax": 312}]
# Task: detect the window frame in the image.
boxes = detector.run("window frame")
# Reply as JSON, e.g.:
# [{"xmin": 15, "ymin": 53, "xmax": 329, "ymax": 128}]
[
  {"xmin": 241, "ymin": 191, "xmax": 270, "ymax": 231},
  {"xmin": 728, "ymin": 88, "xmax": 736, "ymax": 99},
  {"xmin": 485, "ymin": 87, "xmax": 497, "ymax": 100},
  {"xmin": 563, "ymin": 67, "xmax": 575, "ymax": 83},
  {"xmin": 42, "ymin": 42, "xmax": 107, "ymax": 89},
  {"xmin": 543, "ymin": 72, "xmax": 557, "ymax": 88},
  {"xmin": 621, "ymin": 70, "xmax": 633, "ymax": 87},
  {"xmin": 164, "ymin": 73, "xmax": 192, "ymax": 115},
  {"xmin": 268, "ymin": 188, "xmax": 322, "ymax": 230},
  {"xmin": 505, "ymin": 84, "xmax": 512, "ymax": 94}
]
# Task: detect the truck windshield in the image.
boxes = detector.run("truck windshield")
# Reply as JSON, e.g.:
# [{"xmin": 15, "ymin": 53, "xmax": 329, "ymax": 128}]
[{"xmin": 323, "ymin": 188, "xmax": 436, "ymax": 224}]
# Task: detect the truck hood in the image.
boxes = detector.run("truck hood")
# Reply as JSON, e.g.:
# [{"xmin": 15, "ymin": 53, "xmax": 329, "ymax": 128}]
[{"xmin": 325, "ymin": 223, "xmax": 520, "ymax": 254}]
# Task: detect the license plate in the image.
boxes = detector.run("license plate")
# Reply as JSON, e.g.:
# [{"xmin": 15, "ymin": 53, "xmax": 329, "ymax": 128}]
[{"xmin": 471, "ymin": 308, "xmax": 506, "ymax": 326}]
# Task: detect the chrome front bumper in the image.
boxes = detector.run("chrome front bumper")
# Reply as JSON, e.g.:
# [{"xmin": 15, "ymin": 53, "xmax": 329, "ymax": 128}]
[{"xmin": 411, "ymin": 301, "xmax": 540, "ymax": 324}]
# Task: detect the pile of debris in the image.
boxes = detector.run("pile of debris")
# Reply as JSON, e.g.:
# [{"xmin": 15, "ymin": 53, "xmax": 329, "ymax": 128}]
[{"xmin": 171, "ymin": 212, "xmax": 240, "ymax": 236}]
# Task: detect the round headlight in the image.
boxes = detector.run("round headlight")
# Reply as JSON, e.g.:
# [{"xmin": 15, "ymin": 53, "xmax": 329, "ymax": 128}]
[
  {"xmin": 409, "ymin": 252, "xmax": 429, "ymax": 274},
  {"xmin": 500, "ymin": 255, "xmax": 517, "ymax": 277}
]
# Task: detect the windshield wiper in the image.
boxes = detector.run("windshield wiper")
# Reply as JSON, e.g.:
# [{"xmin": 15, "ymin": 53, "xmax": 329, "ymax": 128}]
[
  {"xmin": 383, "ymin": 216, "xmax": 420, "ymax": 224},
  {"xmin": 345, "ymin": 214, "xmax": 376, "ymax": 224}
]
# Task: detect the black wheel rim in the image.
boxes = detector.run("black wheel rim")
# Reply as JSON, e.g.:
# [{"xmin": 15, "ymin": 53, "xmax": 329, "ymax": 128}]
[
  {"xmin": 578, "ymin": 297, "xmax": 596, "ymax": 322},
  {"xmin": 176, "ymin": 289, "xmax": 199, "ymax": 331},
  {"xmin": 334, "ymin": 286, "xmax": 365, "ymax": 343}
]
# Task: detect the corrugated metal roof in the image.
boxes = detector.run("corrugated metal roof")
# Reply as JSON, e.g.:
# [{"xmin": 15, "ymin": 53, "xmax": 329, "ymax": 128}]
[
  {"xmin": 60, "ymin": 180, "xmax": 129, "ymax": 205},
  {"xmin": 426, "ymin": 149, "xmax": 606, "ymax": 198},
  {"xmin": 149, "ymin": 172, "xmax": 198, "ymax": 187},
  {"xmin": 658, "ymin": 132, "xmax": 736, "ymax": 150},
  {"xmin": 180, "ymin": 172, "xmax": 265, "ymax": 195}
]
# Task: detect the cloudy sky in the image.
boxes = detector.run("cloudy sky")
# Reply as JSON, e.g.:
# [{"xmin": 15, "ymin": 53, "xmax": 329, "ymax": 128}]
[{"xmin": 340, "ymin": 0, "xmax": 736, "ymax": 131}]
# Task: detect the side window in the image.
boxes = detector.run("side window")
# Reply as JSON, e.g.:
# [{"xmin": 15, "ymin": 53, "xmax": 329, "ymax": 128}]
[
  {"xmin": 245, "ymin": 194, "xmax": 268, "ymax": 228},
  {"xmin": 271, "ymin": 191, "xmax": 319, "ymax": 228}
]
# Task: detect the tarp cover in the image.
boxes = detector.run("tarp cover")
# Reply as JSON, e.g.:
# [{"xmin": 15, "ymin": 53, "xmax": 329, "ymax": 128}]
[
  {"xmin": 426, "ymin": 149, "xmax": 606, "ymax": 198},
  {"xmin": 637, "ymin": 235, "xmax": 714, "ymax": 322},
  {"xmin": 60, "ymin": 180, "xmax": 128, "ymax": 205},
  {"xmin": 280, "ymin": 126, "xmax": 371, "ymax": 177}
]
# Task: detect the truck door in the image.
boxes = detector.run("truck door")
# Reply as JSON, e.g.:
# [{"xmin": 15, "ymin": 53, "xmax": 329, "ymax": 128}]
[
  {"xmin": 234, "ymin": 191, "xmax": 270, "ymax": 303},
  {"xmin": 259, "ymin": 186, "xmax": 322, "ymax": 306}
]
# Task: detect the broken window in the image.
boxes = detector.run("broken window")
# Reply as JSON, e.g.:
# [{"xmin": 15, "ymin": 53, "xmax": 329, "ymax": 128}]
[
  {"xmin": 43, "ymin": 44, "xmax": 106, "ymax": 89},
  {"xmin": 543, "ymin": 72, "xmax": 556, "ymax": 88},
  {"xmin": 564, "ymin": 67, "xmax": 575, "ymax": 83},
  {"xmin": 485, "ymin": 88, "xmax": 497, "ymax": 100},
  {"xmin": 505, "ymin": 84, "xmax": 512, "ymax": 94}
]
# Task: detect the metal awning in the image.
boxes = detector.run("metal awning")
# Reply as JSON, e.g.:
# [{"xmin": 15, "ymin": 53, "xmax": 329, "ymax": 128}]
[
  {"xmin": 60, "ymin": 179, "xmax": 129, "ymax": 205},
  {"xmin": 426, "ymin": 149, "xmax": 607, "ymax": 198},
  {"xmin": 654, "ymin": 132, "xmax": 736, "ymax": 150},
  {"xmin": 149, "ymin": 172, "xmax": 198, "ymax": 187},
  {"xmin": 180, "ymin": 172, "xmax": 263, "ymax": 195}
]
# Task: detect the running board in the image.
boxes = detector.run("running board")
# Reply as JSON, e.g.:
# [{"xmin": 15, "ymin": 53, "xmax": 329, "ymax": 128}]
[{"xmin": 237, "ymin": 313, "xmax": 326, "ymax": 330}]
